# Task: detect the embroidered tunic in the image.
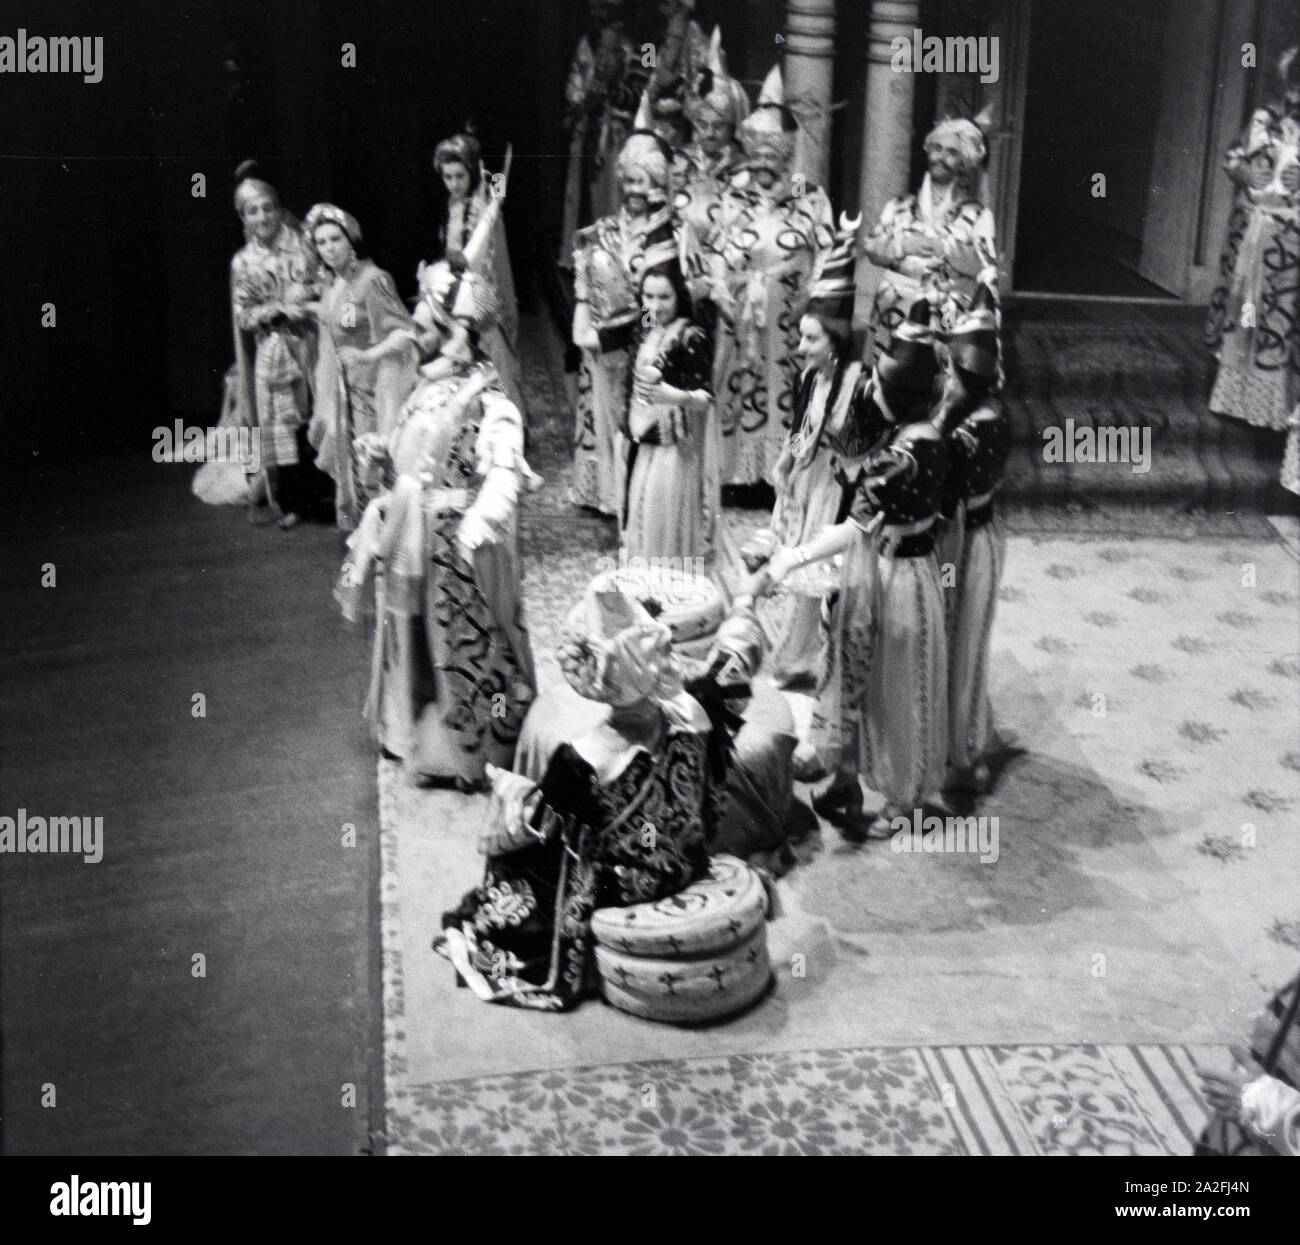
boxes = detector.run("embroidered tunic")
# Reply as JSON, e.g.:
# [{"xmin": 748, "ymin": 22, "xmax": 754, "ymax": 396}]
[{"xmin": 437, "ymin": 718, "xmax": 720, "ymax": 1011}]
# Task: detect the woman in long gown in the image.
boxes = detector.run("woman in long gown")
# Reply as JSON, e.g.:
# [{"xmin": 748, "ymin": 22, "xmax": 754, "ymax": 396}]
[
  {"xmin": 1205, "ymin": 50, "xmax": 1300, "ymax": 496},
  {"xmin": 432, "ymin": 129, "xmax": 524, "ymax": 414},
  {"xmin": 195, "ymin": 166, "xmax": 329, "ymax": 524},
  {"xmin": 304, "ymin": 204, "xmax": 419, "ymax": 531},
  {"xmin": 435, "ymin": 580, "xmax": 732, "ymax": 1010},
  {"xmin": 339, "ymin": 246, "xmax": 538, "ymax": 788},
  {"xmin": 706, "ymin": 64, "xmax": 834, "ymax": 486},
  {"xmin": 622, "ymin": 252, "xmax": 716, "ymax": 563},
  {"xmin": 763, "ymin": 303, "xmax": 948, "ymax": 840},
  {"xmin": 759, "ymin": 214, "xmax": 892, "ymax": 688},
  {"xmin": 571, "ymin": 116, "xmax": 696, "ymax": 515}
]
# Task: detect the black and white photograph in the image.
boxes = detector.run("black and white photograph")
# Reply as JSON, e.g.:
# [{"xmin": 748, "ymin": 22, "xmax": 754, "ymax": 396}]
[{"xmin": 2, "ymin": 0, "xmax": 1298, "ymax": 1188}]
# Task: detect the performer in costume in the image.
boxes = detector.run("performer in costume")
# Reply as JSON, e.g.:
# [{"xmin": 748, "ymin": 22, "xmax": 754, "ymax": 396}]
[
  {"xmin": 559, "ymin": 0, "xmax": 637, "ymax": 263},
  {"xmin": 934, "ymin": 281, "xmax": 1010, "ymax": 795},
  {"xmin": 197, "ymin": 164, "xmax": 330, "ymax": 525},
  {"xmin": 864, "ymin": 114, "xmax": 997, "ymax": 358},
  {"xmin": 433, "ymin": 128, "xmax": 519, "ymax": 370},
  {"xmin": 1205, "ymin": 48, "xmax": 1300, "ymax": 496},
  {"xmin": 305, "ymin": 204, "xmax": 419, "ymax": 531},
  {"xmin": 571, "ymin": 99, "xmax": 698, "ymax": 515},
  {"xmin": 763, "ymin": 302, "xmax": 949, "ymax": 840},
  {"xmin": 337, "ymin": 193, "xmax": 538, "ymax": 790},
  {"xmin": 674, "ymin": 25, "xmax": 750, "ymax": 247},
  {"xmin": 757, "ymin": 213, "xmax": 893, "ymax": 690},
  {"xmin": 622, "ymin": 223, "xmax": 717, "ymax": 562},
  {"xmin": 430, "ymin": 133, "xmax": 525, "ymax": 417},
  {"xmin": 435, "ymin": 580, "xmax": 732, "ymax": 1011},
  {"xmin": 707, "ymin": 62, "xmax": 834, "ymax": 486}
]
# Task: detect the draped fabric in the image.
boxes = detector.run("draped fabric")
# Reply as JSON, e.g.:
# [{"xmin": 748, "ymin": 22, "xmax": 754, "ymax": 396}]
[
  {"xmin": 1205, "ymin": 105, "xmax": 1300, "ymax": 438},
  {"xmin": 436, "ymin": 717, "xmax": 719, "ymax": 1011},
  {"xmin": 705, "ymin": 179, "xmax": 834, "ymax": 485},
  {"xmin": 309, "ymin": 261, "xmax": 419, "ymax": 530},
  {"xmin": 938, "ymin": 398, "xmax": 1012, "ymax": 772},
  {"xmin": 811, "ymin": 425, "xmax": 950, "ymax": 809},
  {"xmin": 338, "ymin": 361, "xmax": 537, "ymax": 786},
  {"xmin": 571, "ymin": 209, "xmax": 699, "ymax": 514},
  {"xmin": 864, "ymin": 179, "xmax": 997, "ymax": 360},
  {"xmin": 622, "ymin": 316, "xmax": 718, "ymax": 562}
]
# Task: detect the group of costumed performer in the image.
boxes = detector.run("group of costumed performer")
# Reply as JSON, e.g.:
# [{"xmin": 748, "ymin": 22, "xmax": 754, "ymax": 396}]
[
  {"xmin": 570, "ymin": 90, "xmax": 704, "ymax": 515},
  {"xmin": 195, "ymin": 131, "xmax": 523, "ymax": 533},
  {"xmin": 753, "ymin": 259, "xmax": 1009, "ymax": 840},
  {"xmin": 559, "ymin": 0, "xmax": 708, "ymax": 263}
]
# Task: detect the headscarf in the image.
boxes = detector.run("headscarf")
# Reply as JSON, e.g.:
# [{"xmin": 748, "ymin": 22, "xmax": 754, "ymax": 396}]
[
  {"xmin": 557, "ymin": 580, "xmax": 683, "ymax": 706},
  {"xmin": 303, "ymin": 202, "xmax": 363, "ymax": 252}
]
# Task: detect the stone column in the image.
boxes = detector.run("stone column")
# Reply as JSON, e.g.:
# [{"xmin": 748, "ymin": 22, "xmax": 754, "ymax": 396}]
[
  {"xmin": 783, "ymin": 0, "xmax": 838, "ymax": 189},
  {"xmin": 854, "ymin": 0, "xmax": 921, "ymax": 326}
]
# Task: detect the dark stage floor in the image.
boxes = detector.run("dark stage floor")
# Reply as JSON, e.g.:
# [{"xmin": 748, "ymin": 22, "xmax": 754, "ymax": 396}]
[{"xmin": 1, "ymin": 457, "xmax": 380, "ymax": 1155}]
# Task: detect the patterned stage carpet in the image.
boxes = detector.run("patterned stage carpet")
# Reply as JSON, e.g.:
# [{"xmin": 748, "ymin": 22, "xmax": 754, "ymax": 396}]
[
  {"xmin": 372, "ymin": 317, "xmax": 1299, "ymax": 1155},
  {"xmin": 385, "ymin": 1043, "xmax": 1223, "ymax": 1156}
]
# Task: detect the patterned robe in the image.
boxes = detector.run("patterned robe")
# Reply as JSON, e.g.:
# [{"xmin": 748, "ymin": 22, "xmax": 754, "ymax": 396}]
[
  {"xmin": 437, "ymin": 711, "xmax": 721, "ymax": 1011},
  {"xmin": 864, "ymin": 178, "xmax": 997, "ymax": 359},
  {"xmin": 229, "ymin": 220, "xmax": 323, "ymax": 470},
  {"xmin": 571, "ymin": 207, "xmax": 697, "ymax": 514},
  {"xmin": 672, "ymin": 142, "xmax": 744, "ymax": 252},
  {"xmin": 1205, "ymin": 104, "xmax": 1300, "ymax": 438},
  {"xmin": 706, "ymin": 176, "xmax": 834, "ymax": 485},
  {"xmin": 338, "ymin": 359, "xmax": 537, "ymax": 785}
]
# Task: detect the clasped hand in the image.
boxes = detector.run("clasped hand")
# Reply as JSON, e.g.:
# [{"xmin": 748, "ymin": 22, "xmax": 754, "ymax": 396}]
[{"xmin": 478, "ymin": 763, "xmax": 541, "ymax": 855}]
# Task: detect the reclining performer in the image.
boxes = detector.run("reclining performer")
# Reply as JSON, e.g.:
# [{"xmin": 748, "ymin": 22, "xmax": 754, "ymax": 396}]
[{"xmin": 435, "ymin": 581, "xmax": 732, "ymax": 1010}]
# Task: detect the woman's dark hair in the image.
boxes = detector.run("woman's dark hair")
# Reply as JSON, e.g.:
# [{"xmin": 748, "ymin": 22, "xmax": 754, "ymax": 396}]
[{"xmin": 638, "ymin": 261, "xmax": 694, "ymax": 323}]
